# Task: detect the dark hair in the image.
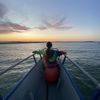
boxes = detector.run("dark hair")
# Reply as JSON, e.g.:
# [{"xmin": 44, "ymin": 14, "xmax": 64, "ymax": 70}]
[
  {"xmin": 46, "ymin": 42, "xmax": 52, "ymax": 49},
  {"xmin": 46, "ymin": 42, "xmax": 53, "ymax": 59}
]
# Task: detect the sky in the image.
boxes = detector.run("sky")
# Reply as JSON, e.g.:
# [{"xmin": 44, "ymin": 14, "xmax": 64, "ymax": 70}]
[{"xmin": 0, "ymin": 0, "xmax": 100, "ymax": 42}]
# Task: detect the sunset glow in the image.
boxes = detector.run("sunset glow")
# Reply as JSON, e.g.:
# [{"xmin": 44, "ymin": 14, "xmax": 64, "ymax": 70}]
[{"xmin": 0, "ymin": 0, "xmax": 100, "ymax": 42}]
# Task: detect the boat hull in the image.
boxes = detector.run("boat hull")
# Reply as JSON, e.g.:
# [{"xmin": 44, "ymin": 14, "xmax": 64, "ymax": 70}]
[{"xmin": 4, "ymin": 60, "xmax": 83, "ymax": 100}]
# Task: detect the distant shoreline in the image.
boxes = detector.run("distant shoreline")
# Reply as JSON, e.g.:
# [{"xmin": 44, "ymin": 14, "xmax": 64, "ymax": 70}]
[
  {"xmin": 0, "ymin": 41, "xmax": 100, "ymax": 44},
  {"xmin": 0, "ymin": 42, "xmax": 45, "ymax": 44}
]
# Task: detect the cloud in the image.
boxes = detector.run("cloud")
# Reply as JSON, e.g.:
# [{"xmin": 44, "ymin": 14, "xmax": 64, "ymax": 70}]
[
  {"xmin": 0, "ymin": 3, "xmax": 30, "ymax": 34},
  {"xmin": 35, "ymin": 17, "xmax": 72, "ymax": 30},
  {"xmin": 7, "ymin": 22, "xmax": 30, "ymax": 30},
  {"xmin": 34, "ymin": 26, "xmax": 47, "ymax": 30},
  {"xmin": 53, "ymin": 26, "xmax": 72, "ymax": 30},
  {"xmin": 0, "ymin": 22, "xmax": 30, "ymax": 33}
]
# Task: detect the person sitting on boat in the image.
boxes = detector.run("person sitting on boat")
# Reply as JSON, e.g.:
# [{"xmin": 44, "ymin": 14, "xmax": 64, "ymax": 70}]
[{"xmin": 33, "ymin": 42, "xmax": 66, "ymax": 83}]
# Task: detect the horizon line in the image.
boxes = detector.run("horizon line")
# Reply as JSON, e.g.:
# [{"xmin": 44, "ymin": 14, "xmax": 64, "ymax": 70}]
[{"xmin": 0, "ymin": 40, "xmax": 99, "ymax": 44}]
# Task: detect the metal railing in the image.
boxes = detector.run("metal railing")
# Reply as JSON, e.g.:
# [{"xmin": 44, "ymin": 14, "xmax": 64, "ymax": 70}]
[
  {"xmin": 0, "ymin": 53, "xmax": 41, "ymax": 76},
  {"xmin": 64, "ymin": 55, "xmax": 100, "ymax": 100}
]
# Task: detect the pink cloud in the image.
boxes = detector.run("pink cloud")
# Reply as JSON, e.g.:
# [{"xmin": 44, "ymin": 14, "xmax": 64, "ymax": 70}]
[
  {"xmin": 35, "ymin": 17, "xmax": 72, "ymax": 30},
  {"xmin": 0, "ymin": 3, "xmax": 30, "ymax": 34},
  {"xmin": 0, "ymin": 22, "xmax": 30, "ymax": 33}
]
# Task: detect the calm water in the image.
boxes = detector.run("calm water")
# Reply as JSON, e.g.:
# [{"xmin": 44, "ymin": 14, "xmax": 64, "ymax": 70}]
[{"xmin": 0, "ymin": 42, "xmax": 100, "ymax": 99}]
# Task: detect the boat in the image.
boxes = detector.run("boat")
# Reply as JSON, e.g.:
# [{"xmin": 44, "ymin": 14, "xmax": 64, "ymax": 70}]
[
  {"xmin": 1, "ymin": 52, "xmax": 100, "ymax": 100},
  {"xmin": 1, "ymin": 54, "xmax": 83, "ymax": 100}
]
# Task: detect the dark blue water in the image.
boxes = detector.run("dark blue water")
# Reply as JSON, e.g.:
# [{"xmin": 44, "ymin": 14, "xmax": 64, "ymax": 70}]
[{"xmin": 0, "ymin": 42, "xmax": 100, "ymax": 99}]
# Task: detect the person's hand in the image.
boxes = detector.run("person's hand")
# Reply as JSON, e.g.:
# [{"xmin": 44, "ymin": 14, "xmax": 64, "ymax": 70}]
[
  {"xmin": 32, "ymin": 51, "xmax": 37, "ymax": 53},
  {"xmin": 62, "ymin": 51, "xmax": 66, "ymax": 55},
  {"xmin": 64, "ymin": 52, "xmax": 67, "ymax": 55},
  {"xmin": 60, "ymin": 51, "xmax": 67, "ymax": 55}
]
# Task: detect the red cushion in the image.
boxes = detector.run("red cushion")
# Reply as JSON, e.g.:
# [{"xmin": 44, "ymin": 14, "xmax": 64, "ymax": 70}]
[{"xmin": 44, "ymin": 67, "xmax": 60, "ymax": 83}]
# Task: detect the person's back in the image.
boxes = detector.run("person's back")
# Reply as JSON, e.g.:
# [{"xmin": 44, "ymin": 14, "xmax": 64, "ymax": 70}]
[
  {"xmin": 33, "ymin": 42, "xmax": 66, "ymax": 83},
  {"xmin": 43, "ymin": 42, "xmax": 66, "ymax": 67}
]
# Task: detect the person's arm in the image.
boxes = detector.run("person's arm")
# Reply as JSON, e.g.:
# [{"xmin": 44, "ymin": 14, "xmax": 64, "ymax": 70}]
[
  {"xmin": 56, "ymin": 50, "xmax": 66, "ymax": 56},
  {"xmin": 60, "ymin": 51, "xmax": 66, "ymax": 55},
  {"xmin": 32, "ymin": 50, "xmax": 44, "ymax": 55}
]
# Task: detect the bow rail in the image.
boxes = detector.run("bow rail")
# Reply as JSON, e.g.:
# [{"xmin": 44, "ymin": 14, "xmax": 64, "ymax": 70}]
[
  {"xmin": 0, "ymin": 53, "xmax": 41, "ymax": 76},
  {"xmin": 65, "ymin": 55, "xmax": 100, "ymax": 100}
]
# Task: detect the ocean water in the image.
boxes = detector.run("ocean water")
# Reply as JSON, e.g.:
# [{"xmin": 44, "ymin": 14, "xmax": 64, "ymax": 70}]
[{"xmin": 0, "ymin": 42, "xmax": 100, "ymax": 99}]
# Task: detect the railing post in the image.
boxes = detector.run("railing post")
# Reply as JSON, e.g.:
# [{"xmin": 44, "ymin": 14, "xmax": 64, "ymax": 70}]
[
  {"xmin": 62, "ymin": 55, "xmax": 66, "ymax": 65},
  {"xmin": 32, "ymin": 54, "xmax": 37, "ymax": 64},
  {"xmin": 39, "ymin": 54, "xmax": 42, "ymax": 59}
]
